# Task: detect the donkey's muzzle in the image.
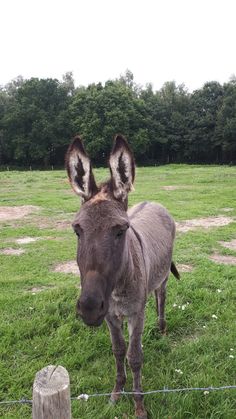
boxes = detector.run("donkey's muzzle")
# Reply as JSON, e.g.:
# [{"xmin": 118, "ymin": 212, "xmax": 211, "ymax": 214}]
[{"xmin": 76, "ymin": 294, "xmax": 107, "ymax": 327}]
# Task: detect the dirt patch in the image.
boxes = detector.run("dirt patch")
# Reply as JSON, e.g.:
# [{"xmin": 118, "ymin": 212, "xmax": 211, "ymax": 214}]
[
  {"xmin": 14, "ymin": 236, "xmax": 62, "ymax": 244},
  {"xmin": 0, "ymin": 207, "xmax": 72, "ymax": 231},
  {"xmin": 209, "ymin": 253, "xmax": 236, "ymax": 265},
  {"xmin": 43, "ymin": 236, "xmax": 64, "ymax": 241},
  {"xmin": 15, "ymin": 237, "xmax": 40, "ymax": 244},
  {"xmin": 162, "ymin": 185, "xmax": 181, "ymax": 191},
  {"xmin": 55, "ymin": 220, "xmax": 72, "ymax": 230},
  {"xmin": 4, "ymin": 236, "xmax": 62, "ymax": 244},
  {"xmin": 25, "ymin": 215, "xmax": 72, "ymax": 230},
  {"xmin": 0, "ymin": 248, "xmax": 25, "ymax": 256},
  {"xmin": 25, "ymin": 216, "xmax": 55, "ymax": 229},
  {"xmin": 176, "ymin": 216, "xmax": 234, "ymax": 233},
  {"xmin": 53, "ymin": 261, "xmax": 80, "ymax": 275},
  {"xmin": 0, "ymin": 205, "xmax": 39, "ymax": 221},
  {"xmin": 28, "ymin": 286, "xmax": 54, "ymax": 294},
  {"xmin": 219, "ymin": 239, "xmax": 236, "ymax": 251},
  {"xmin": 177, "ymin": 264, "xmax": 194, "ymax": 273},
  {"xmin": 221, "ymin": 208, "xmax": 234, "ymax": 213}
]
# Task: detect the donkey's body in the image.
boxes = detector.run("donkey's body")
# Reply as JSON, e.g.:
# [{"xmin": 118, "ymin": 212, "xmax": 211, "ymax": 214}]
[
  {"xmin": 66, "ymin": 135, "xmax": 179, "ymax": 419},
  {"xmin": 109, "ymin": 202, "xmax": 175, "ymax": 319},
  {"xmin": 129, "ymin": 201, "xmax": 175, "ymax": 294}
]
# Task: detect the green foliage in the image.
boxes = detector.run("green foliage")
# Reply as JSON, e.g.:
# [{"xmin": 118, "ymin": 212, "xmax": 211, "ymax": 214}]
[
  {"xmin": 0, "ymin": 77, "xmax": 72, "ymax": 167},
  {"xmin": 0, "ymin": 166, "xmax": 235, "ymax": 418},
  {"xmin": 0, "ymin": 71, "xmax": 236, "ymax": 167},
  {"xmin": 216, "ymin": 79, "xmax": 236, "ymax": 160}
]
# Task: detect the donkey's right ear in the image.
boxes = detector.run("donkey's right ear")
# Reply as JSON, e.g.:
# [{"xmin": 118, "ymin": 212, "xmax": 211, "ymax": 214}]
[
  {"xmin": 65, "ymin": 136, "xmax": 98, "ymax": 201},
  {"xmin": 109, "ymin": 135, "xmax": 135, "ymax": 201}
]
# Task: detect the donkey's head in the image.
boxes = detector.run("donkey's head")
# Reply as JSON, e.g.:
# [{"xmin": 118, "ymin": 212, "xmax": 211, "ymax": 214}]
[{"xmin": 66, "ymin": 135, "xmax": 135, "ymax": 326}]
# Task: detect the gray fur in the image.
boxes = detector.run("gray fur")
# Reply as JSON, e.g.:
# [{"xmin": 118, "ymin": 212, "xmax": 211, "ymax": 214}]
[{"xmin": 66, "ymin": 135, "xmax": 179, "ymax": 419}]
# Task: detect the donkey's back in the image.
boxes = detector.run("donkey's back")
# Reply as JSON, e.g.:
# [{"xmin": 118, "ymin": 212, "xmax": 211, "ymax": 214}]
[{"xmin": 128, "ymin": 201, "xmax": 176, "ymax": 293}]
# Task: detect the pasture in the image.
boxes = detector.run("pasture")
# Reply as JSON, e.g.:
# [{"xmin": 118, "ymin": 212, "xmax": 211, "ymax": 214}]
[{"xmin": 0, "ymin": 165, "xmax": 235, "ymax": 419}]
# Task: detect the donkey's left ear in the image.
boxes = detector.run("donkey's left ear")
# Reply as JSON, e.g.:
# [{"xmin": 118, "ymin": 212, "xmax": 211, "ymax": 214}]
[
  {"xmin": 65, "ymin": 135, "xmax": 98, "ymax": 201},
  {"xmin": 109, "ymin": 135, "xmax": 135, "ymax": 201}
]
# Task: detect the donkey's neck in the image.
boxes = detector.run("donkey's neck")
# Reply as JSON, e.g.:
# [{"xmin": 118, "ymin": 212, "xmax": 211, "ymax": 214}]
[{"xmin": 113, "ymin": 226, "xmax": 146, "ymax": 295}]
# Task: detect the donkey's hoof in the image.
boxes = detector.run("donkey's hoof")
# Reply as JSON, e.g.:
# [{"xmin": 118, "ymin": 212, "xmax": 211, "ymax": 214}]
[
  {"xmin": 159, "ymin": 318, "xmax": 167, "ymax": 335},
  {"xmin": 135, "ymin": 407, "xmax": 148, "ymax": 419},
  {"xmin": 136, "ymin": 413, "xmax": 148, "ymax": 419}
]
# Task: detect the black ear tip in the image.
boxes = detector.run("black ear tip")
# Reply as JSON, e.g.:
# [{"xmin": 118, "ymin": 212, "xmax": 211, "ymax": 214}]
[
  {"xmin": 72, "ymin": 134, "xmax": 83, "ymax": 145},
  {"xmin": 70, "ymin": 135, "xmax": 86, "ymax": 154},
  {"xmin": 114, "ymin": 134, "xmax": 127, "ymax": 143},
  {"xmin": 113, "ymin": 134, "xmax": 130, "ymax": 151},
  {"xmin": 73, "ymin": 134, "xmax": 82, "ymax": 141}
]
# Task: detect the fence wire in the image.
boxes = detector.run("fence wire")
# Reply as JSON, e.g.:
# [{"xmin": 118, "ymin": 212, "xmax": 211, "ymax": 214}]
[{"xmin": 1, "ymin": 385, "xmax": 236, "ymax": 406}]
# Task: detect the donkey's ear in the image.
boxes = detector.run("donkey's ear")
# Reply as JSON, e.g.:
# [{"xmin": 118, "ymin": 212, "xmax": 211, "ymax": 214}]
[
  {"xmin": 65, "ymin": 136, "xmax": 98, "ymax": 201},
  {"xmin": 109, "ymin": 135, "xmax": 135, "ymax": 201}
]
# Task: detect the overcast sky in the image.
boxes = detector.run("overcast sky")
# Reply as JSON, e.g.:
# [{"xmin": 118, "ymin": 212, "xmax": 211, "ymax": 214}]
[{"xmin": 1, "ymin": 0, "xmax": 236, "ymax": 91}]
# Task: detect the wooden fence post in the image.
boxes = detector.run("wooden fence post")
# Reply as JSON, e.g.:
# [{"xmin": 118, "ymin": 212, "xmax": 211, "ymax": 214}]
[{"xmin": 33, "ymin": 365, "xmax": 71, "ymax": 419}]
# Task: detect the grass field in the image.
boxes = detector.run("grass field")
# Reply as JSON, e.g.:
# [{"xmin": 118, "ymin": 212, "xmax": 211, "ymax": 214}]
[{"xmin": 0, "ymin": 165, "xmax": 236, "ymax": 419}]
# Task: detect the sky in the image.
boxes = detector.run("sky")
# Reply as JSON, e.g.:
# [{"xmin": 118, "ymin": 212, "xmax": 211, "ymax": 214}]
[{"xmin": 1, "ymin": 0, "xmax": 236, "ymax": 92}]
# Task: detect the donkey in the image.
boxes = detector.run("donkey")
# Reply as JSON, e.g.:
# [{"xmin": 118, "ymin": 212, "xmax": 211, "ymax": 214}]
[{"xmin": 66, "ymin": 134, "xmax": 179, "ymax": 419}]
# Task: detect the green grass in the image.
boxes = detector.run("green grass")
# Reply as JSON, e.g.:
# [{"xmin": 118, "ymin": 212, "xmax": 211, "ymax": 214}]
[{"xmin": 0, "ymin": 165, "xmax": 236, "ymax": 419}]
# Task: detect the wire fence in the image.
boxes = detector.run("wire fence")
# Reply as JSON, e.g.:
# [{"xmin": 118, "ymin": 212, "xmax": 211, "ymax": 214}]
[{"xmin": 1, "ymin": 385, "xmax": 236, "ymax": 406}]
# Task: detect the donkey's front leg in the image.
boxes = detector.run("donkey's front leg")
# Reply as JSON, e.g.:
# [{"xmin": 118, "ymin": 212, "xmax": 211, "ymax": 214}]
[
  {"xmin": 127, "ymin": 312, "xmax": 147, "ymax": 419},
  {"xmin": 106, "ymin": 313, "xmax": 126, "ymax": 403}
]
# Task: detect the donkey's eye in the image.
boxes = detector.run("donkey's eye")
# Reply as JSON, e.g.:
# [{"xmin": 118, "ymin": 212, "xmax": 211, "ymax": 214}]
[
  {"xmin": 114, "ymin": 222, "xmax": 129, "ymax": 239},
  {"xmin": 73, "ymin": 222, "xmax": 82, "ymax": 238},
  {"xmin": 116, "ymin": 230, "xmax": 124, "ymax": 238},
  {"xmin": 116, "ymin": 223, "xmax": 129, "ymax": 238}
]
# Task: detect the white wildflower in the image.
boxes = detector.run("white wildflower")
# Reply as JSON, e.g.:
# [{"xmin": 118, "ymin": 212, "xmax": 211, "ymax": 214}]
[
  {"xmin": 203, "ymin": 325, "xmax": 206, "ymax": 329},
  {"xmin": 212, "ymin": 314, "xmax": 218, "ymax": 319},
  {"xmin": 217, "ymin": 289, "xmax": 222, "ymax": 293},
  {"xmin": 204, "ymin": 391, "xmax": 209, "ymax": 395},
  {"xmin": 173, "ymin": 303, "xmax": 177, "ymax": 307},
  {"xmin": 77, "ymin": 393, "xmax": 89, "ymax": 401},
  {"xmin": 229, "ymin": 355, "xmax": 234, "ymax": 359},
  {"xmin": 175, "ymin": 369, "xmax": 183, "ymax": 375},
  {"xmin": 29, "ymin": 307, "xmax": 34, "ymax": 310},
  {"xmin": 230, "ymin": 348, "xmax": 234, "ymax": 351},
  {"xmin": 181, "ymin": 305, "xmax": 186, "ymax": 310}
]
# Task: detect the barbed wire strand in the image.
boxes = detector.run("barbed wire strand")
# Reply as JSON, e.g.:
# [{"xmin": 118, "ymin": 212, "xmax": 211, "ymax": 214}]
[
  {"xmin": 0, "ymin": 385, "xmax": 236, "ymax": 406},
  {"xmin": 0, "ymin": 398, "xmax": 32, "ymax": 406}
]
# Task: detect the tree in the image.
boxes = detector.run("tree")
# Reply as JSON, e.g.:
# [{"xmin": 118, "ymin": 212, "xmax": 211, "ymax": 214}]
[
  {"xmin": 70, "ymin": 79, "xmax": 143, "ymax": 164},
  {"xmin": 185, "ymin": 82, "xmax": 223, "ymax": 162},
  {"xmin": 0, "ymin": 73, "xmax": 235, "ymax": 167},
  {"xmin": 156, "ymin": 82, "xmax": 189, "ymax": 163},
  {"xmin": 62, "ymin": 72, "xmax": 75, "ymax": 96},
  {"xmin": 1, "ymin": 77, "xmax": 73, "ymax": 166},
  {"xmin": 216, "ymin": 80, "xmax": 236, "ymax": 162}
]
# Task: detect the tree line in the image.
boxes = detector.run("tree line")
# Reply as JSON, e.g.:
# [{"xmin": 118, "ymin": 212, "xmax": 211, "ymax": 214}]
[{"xmin": 0, "ymin": 70, "xmax": 235, "ymax": 168}]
